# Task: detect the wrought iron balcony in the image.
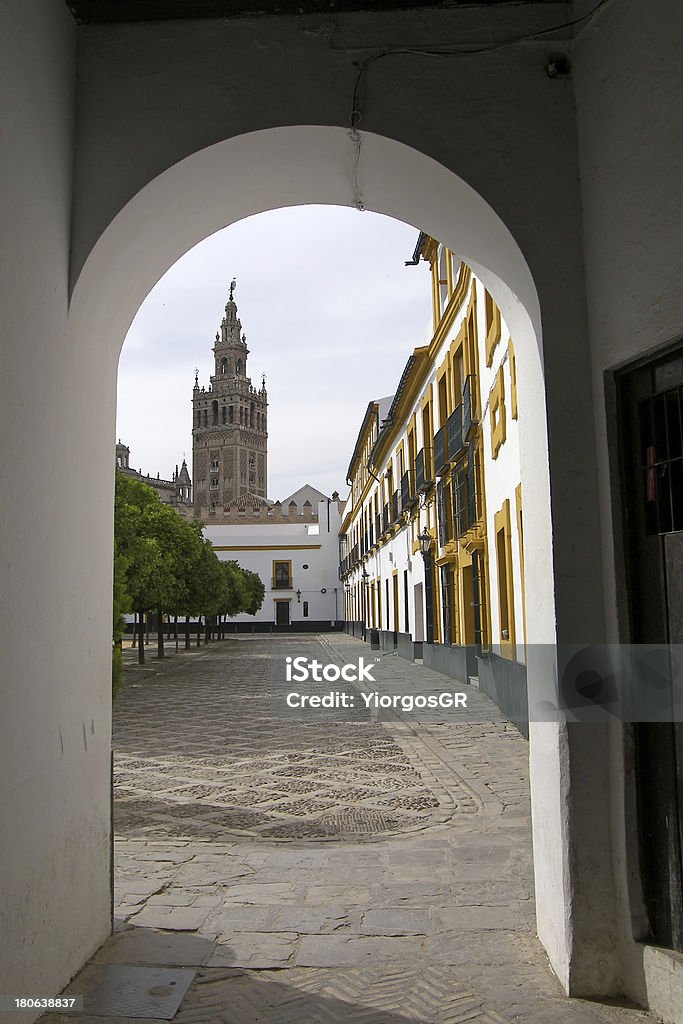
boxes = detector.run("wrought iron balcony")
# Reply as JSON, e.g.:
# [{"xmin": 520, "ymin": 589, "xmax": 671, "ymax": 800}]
[
  {"xmin": 272, "ymin": 575, "xmax": 293, "ymax": 589},
  {"xmin": 463, "ymin": 375, "xmax": 478, "ymax": 441},
  {"xmin": 391, "ymin": 489, "xmax": 400, "ymax": 522},
  {"xmin": 452, "ymin": 447, "xmax": 479, "ymax": 539},
  {"xmin": 447, "ymin": 404, "xmax": 465, "ymax": 464},
  {"xmin": 401, "ymin": 470, "xmax": 416, "ymax": 510},
  {"xmin": 382, "ymin": 503, "xmax": 390, "ymax": 533},
  {"xmin": 433, "ymin": 425, "xmax": 449, "ymax": 476},
  {"xmin": 415, "ymin": 448, "xmax": 433, "ymax": 492}
]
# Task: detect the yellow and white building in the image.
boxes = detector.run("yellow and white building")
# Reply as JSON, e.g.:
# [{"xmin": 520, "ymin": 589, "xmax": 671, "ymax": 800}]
[{"xmin": 340, "ymin": 233, "xmax": 528, "ymax": 731}]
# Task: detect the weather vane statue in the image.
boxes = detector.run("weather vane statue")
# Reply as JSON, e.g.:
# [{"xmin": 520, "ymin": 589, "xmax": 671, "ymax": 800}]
[{"xmin": 229, "ymin": 277, "xmax": 237, "ymax": 301}]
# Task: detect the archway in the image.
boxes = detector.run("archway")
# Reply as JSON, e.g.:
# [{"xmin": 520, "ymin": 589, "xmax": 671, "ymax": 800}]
[{"xmin": 66, "ymin": 127, "xmax": 566, "ymax": 990}]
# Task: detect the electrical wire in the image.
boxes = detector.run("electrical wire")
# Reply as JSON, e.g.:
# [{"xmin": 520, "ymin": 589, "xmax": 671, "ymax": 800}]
[{"xmin": 348, "ymin": 0, "xmax": 612, "ymax": 133}]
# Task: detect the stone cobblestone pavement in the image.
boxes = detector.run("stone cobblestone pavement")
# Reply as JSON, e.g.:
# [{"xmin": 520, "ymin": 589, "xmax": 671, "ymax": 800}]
[{"xmin": 43, "ymin": 634, "xmax": 655, "ymax": 1024}]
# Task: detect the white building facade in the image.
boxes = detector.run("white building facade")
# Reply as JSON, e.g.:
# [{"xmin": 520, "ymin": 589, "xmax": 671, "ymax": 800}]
[
  {"xmin": 340, "ymin": 236, "xmax": 529, "ymax": 732},
  {"xmin": 205, "ymin": 495, "xmax": 344, "ymax": 630}
]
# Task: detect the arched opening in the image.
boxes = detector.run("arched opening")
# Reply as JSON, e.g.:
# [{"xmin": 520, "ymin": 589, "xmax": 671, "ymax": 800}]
[{"xmin": 63, "ymin": 125, "xmax": 580, "ymax": 994}]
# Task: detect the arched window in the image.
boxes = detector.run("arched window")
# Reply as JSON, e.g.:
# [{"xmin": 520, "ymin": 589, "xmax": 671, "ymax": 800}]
[
  {"xmin": 212, "ymin": 400, "xmax": 218, "ymax": 425},
  {"xmin": 202, "ymin": 409, "xmax": 208, "ymax": 426},
  {"xmin": 240, "ymin": 407, "xmax": 244, "ymax": 425},
  {"xmin": 222, "ymin": 405, "xmax": 227, "ymax": 424},
  {"xmin": 250, "ymin": 402, "xmax": 255, "ymax": 428},
  {"xmin": 228, "ymin": 405, "xmax": 234, "ymax": 424},
  {"xmin": 303, "ymin": 601, "xmax": 309, "ymax": 618},
  {"xmin": 236, "ymin": 358, "xmax": 243, "ymax": 376},
  {"xmin": 220, "ymin": 357, "xmax": 227, "ymax": 374}
]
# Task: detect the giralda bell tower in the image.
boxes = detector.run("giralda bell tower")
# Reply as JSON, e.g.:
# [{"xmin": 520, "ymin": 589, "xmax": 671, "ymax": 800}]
[{"xmin": 192, "ymin": 281, "xmax": 268, "ymax": 515}]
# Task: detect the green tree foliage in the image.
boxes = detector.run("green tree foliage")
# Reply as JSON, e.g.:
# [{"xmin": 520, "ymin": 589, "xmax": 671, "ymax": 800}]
[{"xmin": 113, "ymin": 471, "xmax": 264, "ymax": 682}]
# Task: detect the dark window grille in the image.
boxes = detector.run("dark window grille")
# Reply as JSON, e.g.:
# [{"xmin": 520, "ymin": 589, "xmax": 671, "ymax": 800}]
[
  {"xmin": 447, "ymin": 403, "xmax": 465, "ymax": 463},
  {"xmin": 434, "ymin": 425, "xmax": 448, "ymax": 475},
  {"xmin": 401, "ymin": 470, "xmax": 415, "ymax": 509},
  {"xmin": 463, "ymin": 375, "xmax": 478, "ymax": 441},
  {"xmin": 415, "ymin": 448, "xmax": 432, "ymax": 491},
  {"xmin": 641, "ymin": 383, "xmax": 683, "ymax": 535},
  {"xmin": 391, "ymin": 489, "xmax": 400, "ymax": 522}
]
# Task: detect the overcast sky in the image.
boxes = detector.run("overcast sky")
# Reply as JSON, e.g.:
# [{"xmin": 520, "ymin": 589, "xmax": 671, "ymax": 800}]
[{"xmin": 117, "ymin": 205, "xmax": 432, "ymax": 500}]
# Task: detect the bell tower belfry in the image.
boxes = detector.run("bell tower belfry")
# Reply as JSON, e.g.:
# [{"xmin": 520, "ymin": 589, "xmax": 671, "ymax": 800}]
[{"xmin": 192, "ymin": 281, "xmax": 268, "ymax": 515}]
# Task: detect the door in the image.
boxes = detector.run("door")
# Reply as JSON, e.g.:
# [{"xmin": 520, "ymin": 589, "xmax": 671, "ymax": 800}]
[
  {"xmin": 275, "ymin": 601, "xmax": 290, "ymax": 627},
  {"xmin": 619, "ymin": 346, "xmax": 683, "ymax": 952},
  {"xmin": 414, "ymin": 582, "xmax": 424, "ymax": 642}
]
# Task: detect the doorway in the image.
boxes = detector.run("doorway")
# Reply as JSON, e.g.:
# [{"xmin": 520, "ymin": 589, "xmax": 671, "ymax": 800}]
[
  {"xmin": 618, "ymin": 344, "xmax": 683, "ymax": 952},
  {"xmin": 275, "ymin": 600, "xmax": 290, "ymax": 628}
]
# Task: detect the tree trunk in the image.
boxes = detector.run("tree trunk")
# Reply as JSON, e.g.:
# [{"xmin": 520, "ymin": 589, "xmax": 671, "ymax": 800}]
[
  {"xmin": 185, "ymin": 615, "xmax": 191, "ymax": 650},
  {"xmin": 174, "ymin": 614, "xmax": 179, "ymax": 653},
  {"xmin": 137, "ymin": 609, "xmax": 145, "ymax": 665},
  {"xmin": 131, "ymin": 611, "xmax": 137, "ymax": 648},
  {"xmin": 145, "ymin": 614, "xmax": 150, "ymax": 645},
  {"xmin": 197, "ymin": 615, "xmax": 202, "ymax": 647},
  {"xmin": 204, "ymin": 616, "xmax": 210, "ymax": 644},
  {"xmin": 157, "ymin": 606, "xmax": 165, "ymax": 658}
]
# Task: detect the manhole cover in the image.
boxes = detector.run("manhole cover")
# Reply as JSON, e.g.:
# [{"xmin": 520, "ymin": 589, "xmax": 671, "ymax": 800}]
[
  {"xmin": 324, "ymin": 809, "xmax": 390, "ymax": 833},
  {"xmin": 59, "ymin": 964, "xmax": 195, "ymax": 1019}
]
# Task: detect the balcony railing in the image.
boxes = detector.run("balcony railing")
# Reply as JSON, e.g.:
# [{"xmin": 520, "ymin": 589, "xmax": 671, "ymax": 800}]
[
  {"xmin": 463, "ymin": 375, "xmax": 478, "ymax": 441},
  {"xmin": 452, "ymin": 447, "xmax": 479, "ymax": 539},
  {"xmin": 375, "ymin": 513, "xmax": 382, "ymax": 541},
  {"xmin": 433, "ymin": 425, "xmax": 449, "ymax": 476},
  {"xmin": 382, "ymin": 503, "xmax": 390, "ymax": 534},
  {"xmin": 447, "ymin": 404, "xmax": 465, "ymax": 464},
  {"xmin": 415, "ymin": 448, "xmax": 433, "ymax": 492},
  {"xmin": 272, "ymin": 576, "xmax": 293, "ymax": 589},
  {"xmin": 391, "ymin": 489, "xmax": 400, "ymax": 522},
  {"xmin": 401, "ymin": 470, "xmax": 416, "ymax": 510}
]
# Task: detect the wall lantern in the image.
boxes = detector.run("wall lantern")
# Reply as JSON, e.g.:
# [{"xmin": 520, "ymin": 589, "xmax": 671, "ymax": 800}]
[
  {"xmin": 296, "ymin": 589, "xmax": 301, "ymax": 603},
  {"xmin": 417, "ymin": 528, "xmax": 433, "ymax": 558}
]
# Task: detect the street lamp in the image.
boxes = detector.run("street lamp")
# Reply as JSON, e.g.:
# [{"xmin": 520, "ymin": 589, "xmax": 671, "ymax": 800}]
[{"xmin": 417, "ymin": 528, "xmax": 435, "ymax": 644}]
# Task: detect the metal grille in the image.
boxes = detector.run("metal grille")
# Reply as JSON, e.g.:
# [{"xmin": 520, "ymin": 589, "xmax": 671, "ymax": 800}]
[{"xmin": 641, "ymin": 382, "xmax": 683, "ymax": 534}]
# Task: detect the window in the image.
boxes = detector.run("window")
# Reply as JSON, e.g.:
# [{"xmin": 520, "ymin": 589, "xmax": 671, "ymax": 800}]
[
  {"xmin": 490, "ymin": 365, "xmax": 506, "ymax": 459},
  {"xmin": 273, "ymin": 560, "xmax": 292, "ymax": 589},
  {"xmin": 485, "ymin": 289, "xmax": 502, "ymax": 367},
  {"xmin": 303, "ymin": 600, "xmax": 309, "ymax": 618},
  {"xmin": 494, "ymin": 499, "xmax": 516, "ymax": 659}
]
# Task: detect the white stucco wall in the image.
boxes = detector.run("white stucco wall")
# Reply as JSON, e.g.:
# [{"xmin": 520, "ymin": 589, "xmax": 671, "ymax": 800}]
[
  {"xmin": 573, "ymin": 0, "xmax": 683, "ymax": 1013},
  {"xmin": 0, "ymin": 1, "xmax": 112, "ymax": 1017},
  {"xmin": 204, "ymin": 500, "xmax": 343, "ymax": 625},
  {"xmin": 475, "ymin": 280, "xmax": 525, "ymax": 660}
]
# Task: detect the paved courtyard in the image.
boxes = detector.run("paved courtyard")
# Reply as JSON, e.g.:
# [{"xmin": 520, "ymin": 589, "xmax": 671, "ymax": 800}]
[{"xmin": 45, "ymin": 634, "xmax": 653, "ymax": 1024}]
